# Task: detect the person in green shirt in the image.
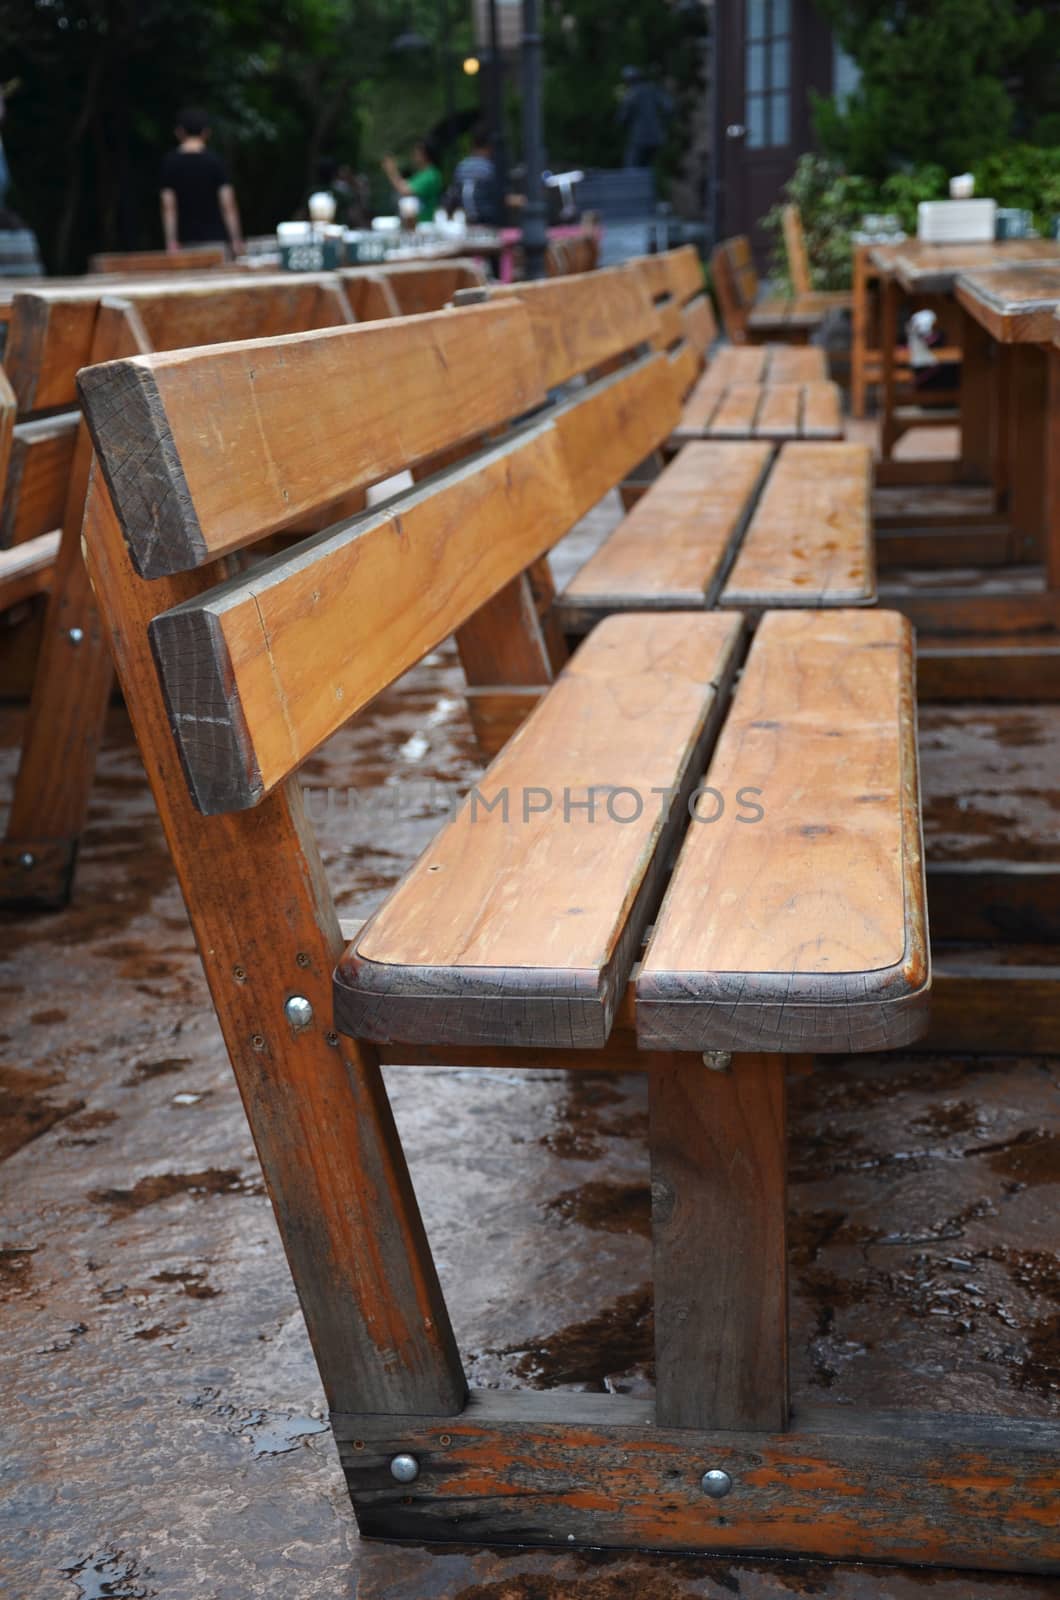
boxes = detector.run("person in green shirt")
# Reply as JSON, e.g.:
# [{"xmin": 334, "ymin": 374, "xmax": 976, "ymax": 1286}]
[{"xmin": 381, "ymin": 139, "xmax": 443, "ymax": 222}]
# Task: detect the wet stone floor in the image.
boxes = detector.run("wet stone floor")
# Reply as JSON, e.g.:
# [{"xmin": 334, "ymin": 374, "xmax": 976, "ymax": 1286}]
[{"xmin": 1, "ymin": 512, "xmax": 1059, "ymax": 1598}]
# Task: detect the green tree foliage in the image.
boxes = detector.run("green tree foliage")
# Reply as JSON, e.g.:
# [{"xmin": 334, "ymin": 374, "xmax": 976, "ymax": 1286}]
[
  {"xmin": 0, "ymin": 0, "xmax": 473, "ymax": 270},
  {"xmin": 541, "ymin": 0, "xmax": 707, "ymax": 185},
  {"xmin": 812, "ymin": 0, "xmax": 1060, "ymax": 179}
]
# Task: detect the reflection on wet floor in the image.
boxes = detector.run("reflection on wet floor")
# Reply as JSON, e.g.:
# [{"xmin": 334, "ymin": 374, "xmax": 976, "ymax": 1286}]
[{"xmin": 1, "ymin": 605, "xmax": 1058, "ymax": 1597}]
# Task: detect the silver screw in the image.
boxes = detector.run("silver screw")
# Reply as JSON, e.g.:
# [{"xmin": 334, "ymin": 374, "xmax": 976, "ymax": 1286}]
[
  {"xmin": 702, "ymin": 1052, "xmax": 732, "ymax": 1072},
  {"xmin": 19, "ymin": 852, "xmax": 35, "ymax": 869},
  {"xmin": 701, "ymin": 1468, "xmax": 733, "ymax": 1498},
  {"xmin": 389, "ymin": 1453, "xmax": 419, "ymax": 1483},
  {"xmin": 68, "ymin": 627, "xmax": 84, "ymax": 645},
  {"xmin": 283, "ymin": 994, "xmax": 314, "ymax": 1029}
]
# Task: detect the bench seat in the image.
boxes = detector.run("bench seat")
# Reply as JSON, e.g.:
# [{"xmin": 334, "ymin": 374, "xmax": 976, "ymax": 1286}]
[
  {"xmin": 334, "ymin": 611, "xmax": 745, "ymax": 1049},
  {"xmin": 674, "ymin": 377, "xmax": 843, "ymax": 443},
  {"xmin": 557, "ymin": 441, "xmax": 873, "ymax": 633},
  {"xmin": 637, "ymin": 608, "xmax": 930, "ymax": 1054},
  {"xmin": 333, "ymin": 606, "xmax": 928, "ymax": 1056}
]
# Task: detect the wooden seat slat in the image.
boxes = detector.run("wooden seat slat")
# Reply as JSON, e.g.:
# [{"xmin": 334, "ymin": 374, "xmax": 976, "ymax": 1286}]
[
  {"xmin": 333, "ymin": 611, "xmax": 745, "ymax": 1049},
  {"xmin": 637, "ymin": 608, "xmax": 929, "ymax": 1053},
  {"xmin": 149, "ymin": 418, "xmax": 576, "ymax": 814},
  {"xmin": 81, "ymin": 302, "xmax": 544, "ymax": 578},
  {"xmin": 801, "ymin": 380, "xmax": 844, "ymax": 438},
  {"xmin": 753, "ymin": 382, "xmax": 802, "ymax": 439},
  {"xmin": 706, "ymin": 383, "xmax": 764, "ymax": 436},
  {"xmin": 720, "ymin": 442, "xmax": 874, "ymax": 609},
  {"xmin": 560, "ymin": 442, "xmax": 773, "ymax": 628},
  {"xmin": 765, "ymin": 345, "xmax": 828, "ymax": 383},
  {"xmin": 674, "ymin": 379, "xmax": 843, "ymax": 444}
]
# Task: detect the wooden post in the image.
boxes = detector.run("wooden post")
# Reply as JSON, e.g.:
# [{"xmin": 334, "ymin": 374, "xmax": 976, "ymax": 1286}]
[
  {"xmin": 958, "ymin": 306, "xmax": 992, "ymax": 485},
  {"xmin": 1008, "ymin": 343, "xmax": 1048, "ymax": 560},
  {"xmin": 1046, "ymin": 347, "xmax": 1060, "ymax": 593},
  {"xmin": 0, "ymin": 300, "xmax": 143, "ymax": 908},
  {"xmin": 79, "ymin": 470, "xmax": 468, "ymax": 1420},
  {"xmin": 850, "ymin": 246, "xmax": 870, "ymax": 421},
  {"xmin": 649, "ymin": 1051, "xmax": 788, "ymax": 1432},
  {"xmin": 879, "ymin": 272, "xmax": 900, "ymax": 460}
]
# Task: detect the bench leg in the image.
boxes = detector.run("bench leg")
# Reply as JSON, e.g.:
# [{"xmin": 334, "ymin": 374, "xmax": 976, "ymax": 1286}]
[
  {"xmin": 879, "ymin": 274, "xmax": 900, "ymax": 461},
  {"xmin": 0, "ymin": 425, "xmax": 111, "ymax": 910},
  {"xmin": 958, "ymin": 306, "xmax": 993, "ymax": 486},
  {"xmin": 650, "ymin": 1050, "xmax": 788, "ymax": 1432}
]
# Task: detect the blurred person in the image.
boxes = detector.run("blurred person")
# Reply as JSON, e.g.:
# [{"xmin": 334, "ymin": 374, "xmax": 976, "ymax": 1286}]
[
  {"xmin": 618, "ymin": 67, "xmax": 673, "ymax": 169},
  {"xmin": 449, "ymin": 124, "xmax": 501, "ymax": 225},
  {"xmin": 160, "ymin": 107, "xmax": 244, "ymax": 256},
  {"xmin": 381, "ymin": 139, "xmax": 443, "ymax": 222}
]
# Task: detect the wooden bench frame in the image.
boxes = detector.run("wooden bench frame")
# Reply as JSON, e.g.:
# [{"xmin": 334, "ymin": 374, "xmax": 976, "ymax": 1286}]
[
  {"xmin": 711, "ymin": 235, "xmax": 832, "ymax": 346},
  {"xmin": 0, "ymin": 262, "xmax": 485, "ymax": 910},
  {"xmin": 69, "ymin": 301, "xmax": 1060, "ymax": 1575}
]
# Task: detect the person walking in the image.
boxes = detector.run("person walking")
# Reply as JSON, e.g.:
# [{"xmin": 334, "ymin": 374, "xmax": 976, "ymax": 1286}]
[
  {"xmin": 618, "ymin": 68, "xmax": 673, "ymax": 169},
  {"xmin": 449, "ymin": 124, "xmax": 502, "ymax": 225},
  {"xmin": 160, "ymin": 108, "xmax": 244, "ymax": 257},
  {"xmin": 381, "ymin": 139, "xmax": 444, "ymax": 222}
]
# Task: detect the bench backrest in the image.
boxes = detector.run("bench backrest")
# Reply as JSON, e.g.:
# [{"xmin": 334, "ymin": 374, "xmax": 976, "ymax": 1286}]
[
  {"xmin": 79, "ymin": 304, "xmax": 570, "ymax": 810},
  {"xmin": 89, "ymin": 245, "xmax": 229, "ymax": 274},
  {"xmin": 341, "ymin": 259, "xmax": 485, "ymax": 318},
  {"xmin": 628, "ymin": 246, "xmax": 715, "ymax": 400},
  {"xmin": 711, "ymin": 236, "xmax": 760, "ymax": 344},
  {"xmin": 781, "ymin": 205, "xmax": 812, "ymax": 296}
]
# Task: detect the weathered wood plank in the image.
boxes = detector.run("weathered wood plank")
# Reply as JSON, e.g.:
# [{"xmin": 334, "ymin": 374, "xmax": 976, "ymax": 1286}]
[
  {"xmin": 0, "ymin": 529, "xmax": 60, "ymax": 609},
  {"xmin": 149, "ymin": 419, "xmax": 575, "ymax": 812},
  {"xmin": 720, "ymin": 442, "xmax": 874, "ymax": 609},
  {"xmin": 0, "ymin": 412, "xmax": 79, "ymax": 547},
  {"xmin": 651, "ymin": 1052, "xmax": 788, "ymax": 1432},
  {"xmin": 333, "ymin": 612, "xmax": 744, "ymax": 1049},
  {"xmin": 80, "ymin": 469, "xmax": 467, "ymax": 1419},
  {"xmin": 552, "ymin": 350, "xmax": 681, "ymax": 522},
  {"xmin": 80, "ymin": 301, "xmax": 545, "ymax": 577},
  {"xmin": 559, "ymin": 441, "xmax": 773, "ymax": 630},
  {"xmin": 334, "ymin": 1389, "xmax": 1060, "ymax": 1572},
  {"xmin": 638, "ymin": 608, "xmax": 930, "ymax": 1053}
]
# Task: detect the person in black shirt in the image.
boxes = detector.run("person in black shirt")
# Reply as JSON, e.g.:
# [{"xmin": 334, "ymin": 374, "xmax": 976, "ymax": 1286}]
[{"xmin": 160, "ymin": 107, "xmax": 243, "ymax": 257}]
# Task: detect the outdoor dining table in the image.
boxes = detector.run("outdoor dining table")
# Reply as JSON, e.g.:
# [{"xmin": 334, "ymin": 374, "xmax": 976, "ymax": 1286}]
[
  {"xmin": 956, "ymin": 262, "xmax": 1060, "ymax": 586},
  {"xmin": 870, "ymin": 237, "xmax": 1060, "ymax": 485}
]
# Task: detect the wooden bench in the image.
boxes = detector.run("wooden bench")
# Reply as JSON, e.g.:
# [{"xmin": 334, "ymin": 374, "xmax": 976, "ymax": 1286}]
[
  {"xmin": 781, "ymin": 205, "xmax": 852, "ymax": 313},
  {"xmin": 0, "ymin": 262, "xmax": 516, "ymax": 911},
  {"xmin": 456, "ymin": 268, "xmax": 872, "ymax": 674},
  {"xmin": 674, "ymin": 345, "xmax": 841, "ymax": 444},
  {"xmin": 73, "ymin": 303, "xmax": 1060, "ymax": 1573},
  {"xmin": 0, "ymin": 273, "xmax": 364, "ymax": 910},
  {"xmin": 711, "ymin": 235, "xmax": 834, "ymax": 345},
  {"xmin": 88, "ymin": 244, "xmax": 230, "ymax": 274}
]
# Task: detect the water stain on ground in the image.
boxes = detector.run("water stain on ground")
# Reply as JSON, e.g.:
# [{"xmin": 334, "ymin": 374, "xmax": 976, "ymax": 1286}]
[
  {"xmin": 0, "ymin": 1061, "xmax": 84, "ymax": 1159},
  {"xmin": 0, "ymin": 1243, "xmax": 37, "ymax": 1298},
  {"xmin": 89, "ymin": 1169, "xmax": 264, "ymax": 1217},
  {"xmin": 500, "ymin": 1287, "xmax": 654, "ymax": 1391},
  {"xmin": 62, "ymin": 1547, "xmax": 152, "ymax": 1599},
  {"xmin": 150, "ymin": 1267, "xmax": 220, "ymax": 1299},
  {"xmin": 977, "ymin": 1129, "xmax": 1060, "ymax": 1187},
  {"xmin": 122, "ymin": 1056, "xmax": 191, "ymax": 1086},
  {"xmin": 546, "ymin": 1180, "xmax": 651, "ymax": 1238}
]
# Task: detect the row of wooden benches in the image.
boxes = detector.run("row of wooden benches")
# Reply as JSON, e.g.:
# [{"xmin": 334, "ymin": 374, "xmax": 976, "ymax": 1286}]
[
  {"xmin": 63, "ymin": 245, "xmax": 1056, "ymax": 1573},
  {"xmin": 0, "ymin": 247, "xmax": 851, "ymax": 907}
]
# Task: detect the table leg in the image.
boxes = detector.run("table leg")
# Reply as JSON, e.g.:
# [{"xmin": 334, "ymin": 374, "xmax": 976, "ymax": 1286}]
[
  {"xmin": 1046, "ymin": 348, "xmax": 1060, "ymax": 593},
  {"xmin": 1008, "ymin": 343, "xmax": 1049, "ymax": 561},
  {"xmin": 880, "ymin": 274, "xmax": 899, "ymax": 460},
  {"xmin": 650, "ymin": 1051, "xmax": 788, "ymax": 1432},
  {"xmin": 958, "ymin": 306, "xmax": 992, "ymax": 485}
]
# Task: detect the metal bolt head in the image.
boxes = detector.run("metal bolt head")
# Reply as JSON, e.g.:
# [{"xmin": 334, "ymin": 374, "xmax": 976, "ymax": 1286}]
[
  {"xmin": 68, "ymin": 627, "xmax": 84, "ymax": 645},
  {"xmin": 389, "ymin": 1453, "xmax": 419, "ymax": 1483},
  {"xmin": 702, "ymin": 1051, "xmax": 732, "ymax": 1073},
  {"xmin": 19, "ymin": 851, "xmax": 35, "ymax": 869},
  {"xmin": 283, "ymin": 994, "xmax": 314, "ymax": 1029},
  {"xmin": 701, "ymin": 1468, "xmax": 732, "ymax": 1498}
]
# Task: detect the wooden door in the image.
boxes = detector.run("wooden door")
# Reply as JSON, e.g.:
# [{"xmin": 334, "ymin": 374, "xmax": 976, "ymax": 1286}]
[{"xmin": 717, "ymin": 0, "xmax": 835, "ymax": 263}]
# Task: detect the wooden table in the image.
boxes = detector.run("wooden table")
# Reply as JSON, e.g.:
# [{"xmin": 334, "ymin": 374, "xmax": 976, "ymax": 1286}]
[
  {"xmin": 956, "ymin": 262, "xmax": 1060, "ymax": 584},
  {"xmin": 870, "ymin": 238, "xmax": 1060, "ymax": 486}
]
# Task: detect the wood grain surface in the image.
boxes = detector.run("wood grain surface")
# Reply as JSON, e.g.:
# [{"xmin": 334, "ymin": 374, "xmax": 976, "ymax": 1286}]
[
  {"xmin": 334, "ymin": 612, "xmax": 744, "ymax": 1049},
  {"xmin": 720, "ymin": 441, "xmax": 875, "ymax": 608},
  {"xmin": 637, "ymin": 607, "xmax": 930, "ymax": 1052},
  {"xmin": 81, "ymin": 302, "xmax": 544, "ymax": 577}
]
